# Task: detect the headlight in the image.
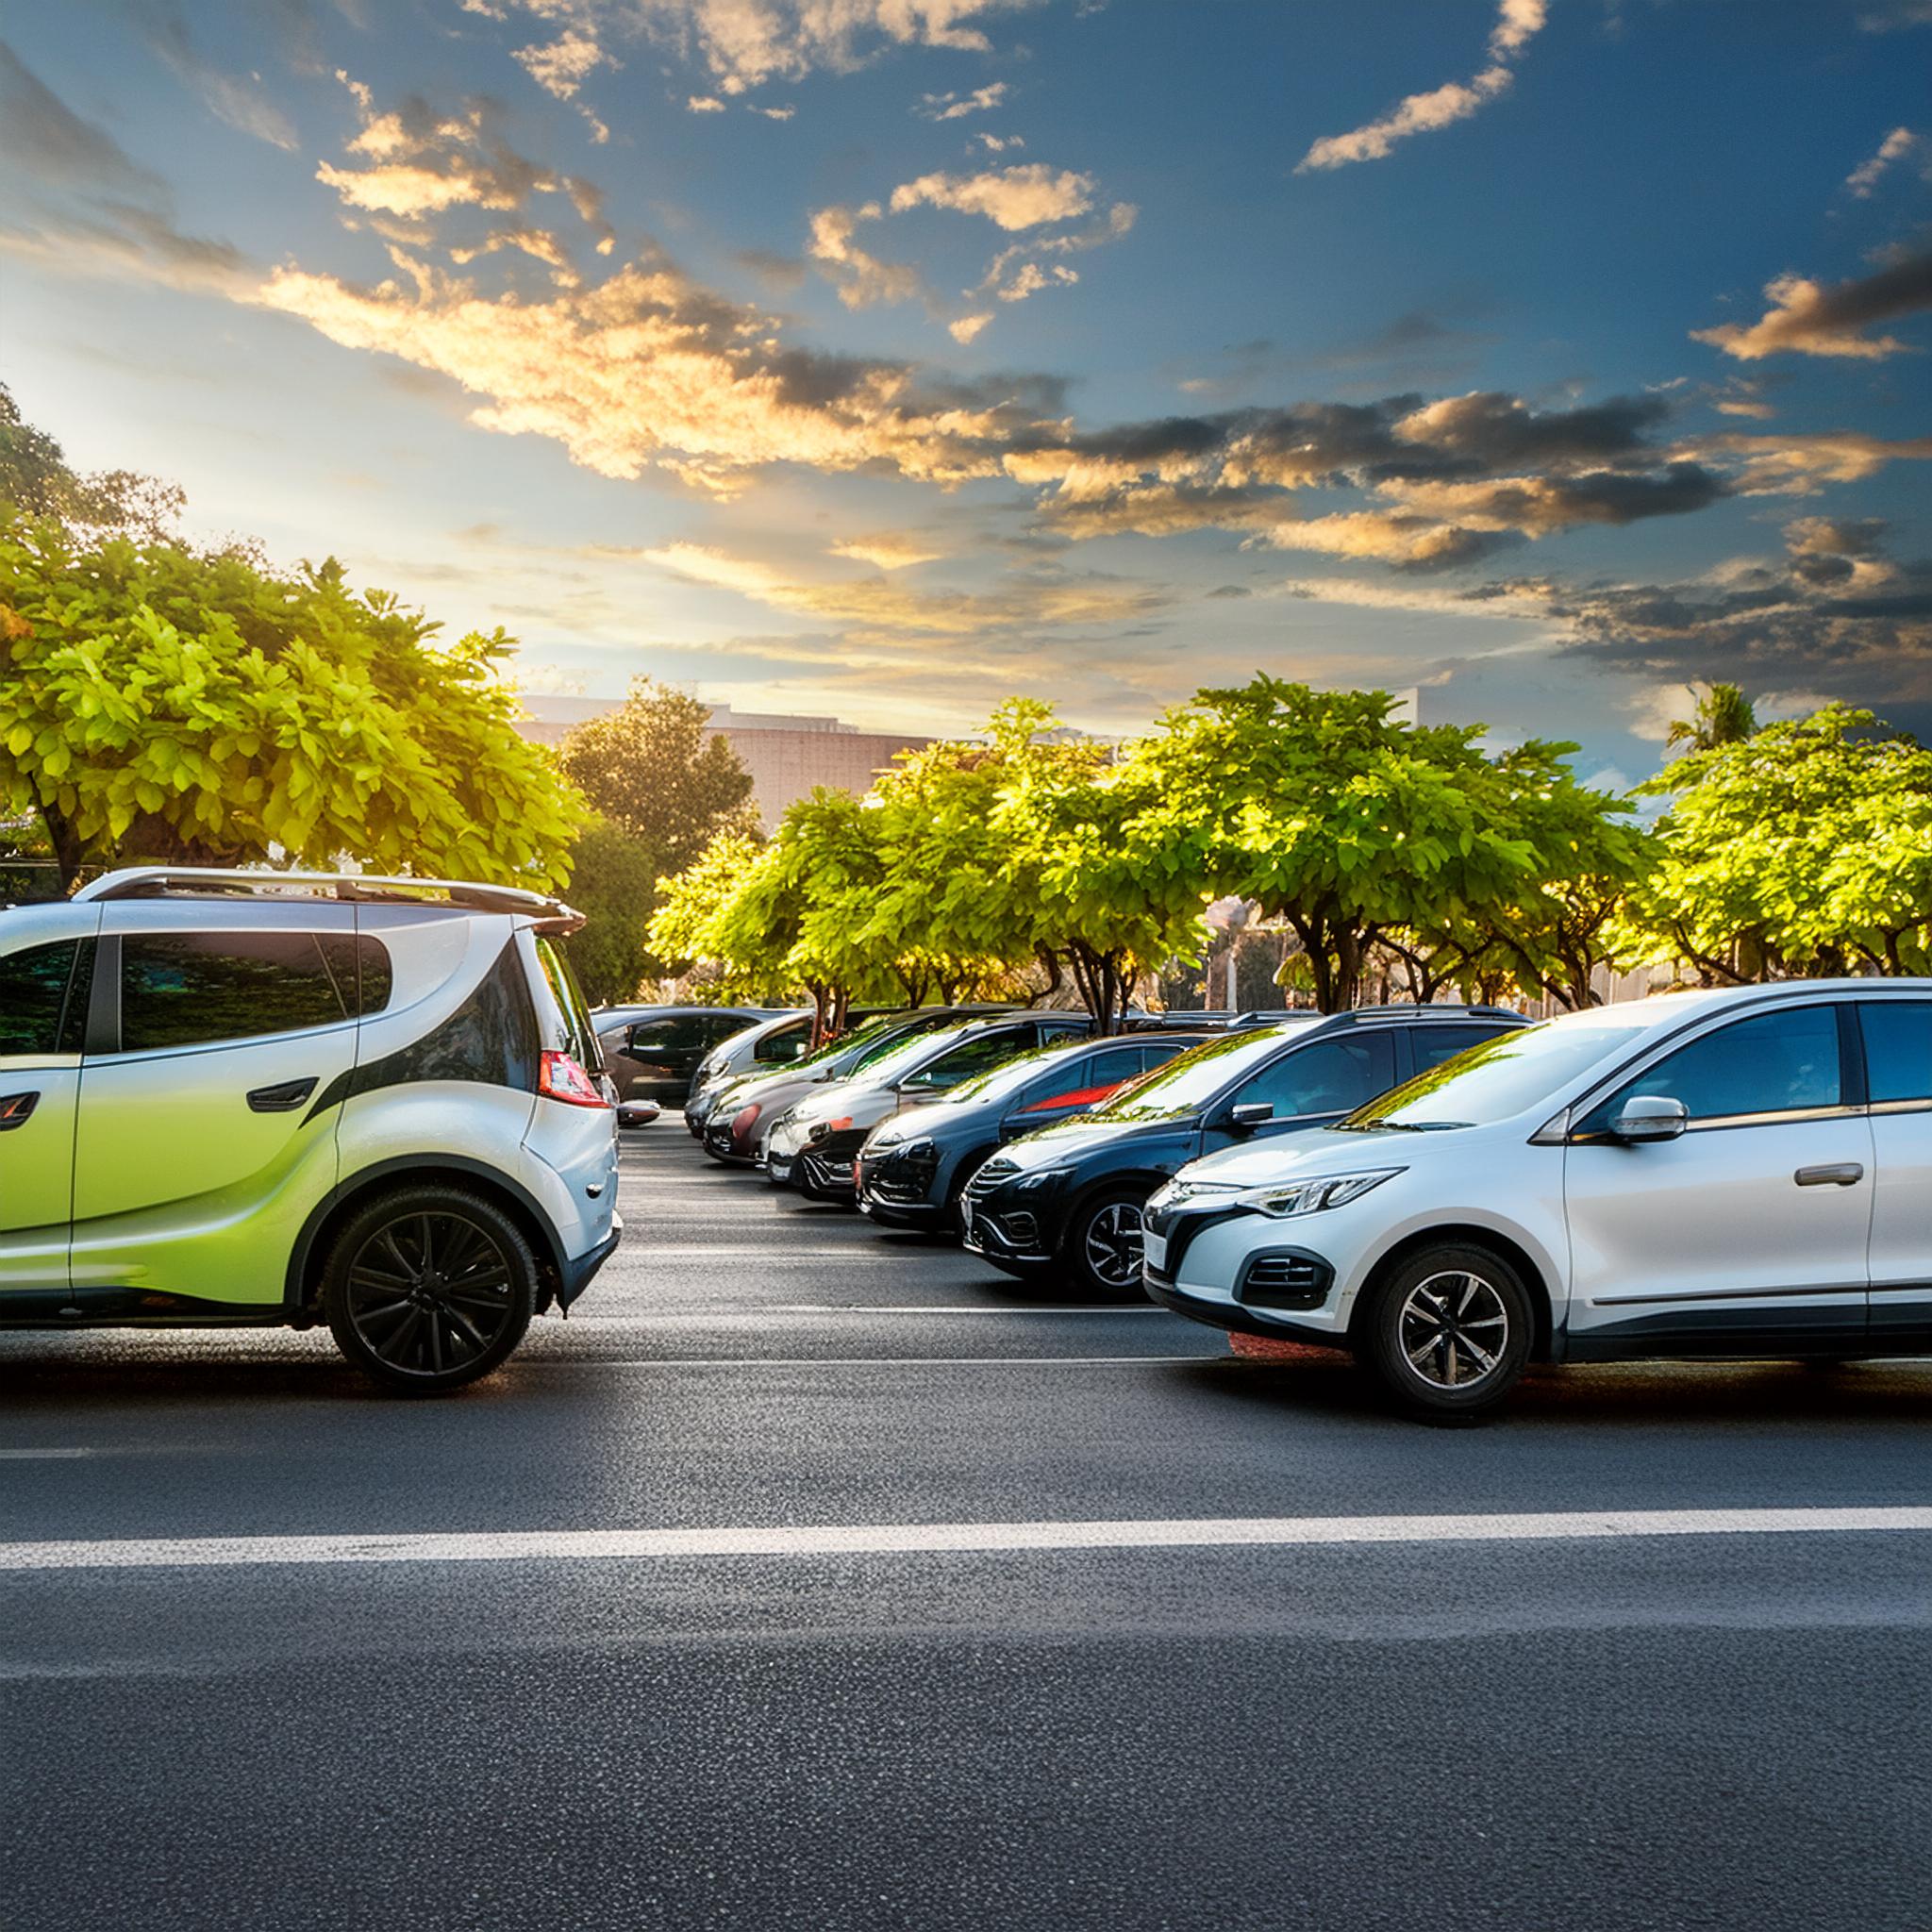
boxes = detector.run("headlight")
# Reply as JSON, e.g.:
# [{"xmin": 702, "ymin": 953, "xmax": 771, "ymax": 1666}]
[
  {"xmin": 1012, "ymin": 1165, "xmax": 1072, "ymax": 1192},
  {"xmin": 1151, "ymin": 1178, "xmax": 1240, "ymax": 1212},
  {"xmin": 896, "ymin": 1136, "xmax": 937, "ymax": 1162},
  {"xmin": 1235, "ymin": 1169, "xmax": 1403, "ymax": 1218}
]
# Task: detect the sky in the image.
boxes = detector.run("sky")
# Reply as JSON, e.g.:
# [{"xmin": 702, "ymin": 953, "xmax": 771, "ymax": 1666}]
[{"xmin": 2, "ymin": 0, "xmax": 1929, "ymax": 792}]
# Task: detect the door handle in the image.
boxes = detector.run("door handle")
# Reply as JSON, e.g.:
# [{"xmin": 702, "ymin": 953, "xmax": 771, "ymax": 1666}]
[
  {"xmin": 247, "ymin": 1077, "xmax": 319, "ymax": 1113},
  {"xmin": 1794, "ymin": 1162, "xmax": 1864, "ymax": 1188},
  {"xmin": 0, "ymin": 1091, "xmax": 40, "ymax": 1131}
]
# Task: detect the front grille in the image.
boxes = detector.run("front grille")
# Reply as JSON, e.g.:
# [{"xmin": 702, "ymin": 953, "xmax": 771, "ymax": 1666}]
[
  {"xmin": 966, "ymin": 1158, "xmax": 1018, "ymax": 1199},
  {"xmin": 870, "ymin": 1174, "xmax": 930, "ymax": 1205}
]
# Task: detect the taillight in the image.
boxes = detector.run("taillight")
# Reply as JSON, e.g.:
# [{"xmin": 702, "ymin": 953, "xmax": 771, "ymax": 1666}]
[
  {"xmin": 539, "ymin": 1050, "xmax": 610, "ymax": 1108},
  {"xmin": 732, "ymin": 1103, "xmax": 762, "ymax": 1135}
]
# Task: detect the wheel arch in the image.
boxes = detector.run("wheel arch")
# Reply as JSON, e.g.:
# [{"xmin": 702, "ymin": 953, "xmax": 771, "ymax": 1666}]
[
  {"xmin": 1053, "ymin": 1168, "xmax": 1172, "ymax": 1259},
  {"xmin": 1347, "ymin": 1224, "xmax": 1557, "ymax": 1363},
  {"xmin": 285, "ymin": 1157, "xmax": 568, "ymax": 1318}
]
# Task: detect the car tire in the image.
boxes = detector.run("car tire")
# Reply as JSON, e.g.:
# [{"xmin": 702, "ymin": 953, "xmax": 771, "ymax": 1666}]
[
  {"xmin": 323, "ymin": 1185, "xmax": 537, "ymax": 1394},
  {"xmin": 1061, "ymin": 1187, "xmax": 1151, "ymax": 1298},
  {"xmin": 1357, "ymin": 1241, "xmax": 1533, "ymax": 1423}
]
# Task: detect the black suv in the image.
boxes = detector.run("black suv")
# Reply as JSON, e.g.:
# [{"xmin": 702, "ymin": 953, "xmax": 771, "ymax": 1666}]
[
  {"xmin": 856, "ymin": 1028, "xmax": 1214, "ymax": 1233},
  {"xmin": 959, "ymin": 1007, "xmax": 1526, "ymax": 1294}
]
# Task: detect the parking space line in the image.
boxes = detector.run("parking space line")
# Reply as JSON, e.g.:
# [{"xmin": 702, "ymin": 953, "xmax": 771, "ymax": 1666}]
[
  {"xmin": 522, "ymin": 1355, "xmax": 1216, "ymax": 1369},
  {"xmin": 564, "ymin": 1307, "xmax": 1172, "ymax": 1324},
  {"xmin": 0, "ymin": 1449, "xmax": 94, "ymax": 1460},
  {"xmin": 7, "ymin": 1507, "xmax": 1931, "ymax": 1574}
]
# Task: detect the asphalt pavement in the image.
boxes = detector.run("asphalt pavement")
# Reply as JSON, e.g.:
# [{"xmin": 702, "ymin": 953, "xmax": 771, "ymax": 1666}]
[{"xmin": 3, "ymin": 1126, "xmax": 1930, "ymax": 1930}]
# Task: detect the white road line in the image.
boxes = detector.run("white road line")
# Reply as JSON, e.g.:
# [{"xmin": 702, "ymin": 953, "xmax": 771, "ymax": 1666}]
[
  {"xmin": 623, "ymin": 1247, "xmax": 904, "ymax": 1260},
  {"xmin": 566, "ymin": 1307, "xmax": 1170, "ymax": 1324},
  {"xmin": 6, "ymin": 1507, "xmax": 1930, "ymax": 1574},
  {"xmin": 0, "ymin": 1449, "xmax": 93, "ymax": 1460}
]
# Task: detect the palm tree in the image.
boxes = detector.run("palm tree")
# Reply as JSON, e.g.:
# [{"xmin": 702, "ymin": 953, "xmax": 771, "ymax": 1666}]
[{"xmin": 1667, "ymin": 682, "xmax": 1757, "ymax": 752}]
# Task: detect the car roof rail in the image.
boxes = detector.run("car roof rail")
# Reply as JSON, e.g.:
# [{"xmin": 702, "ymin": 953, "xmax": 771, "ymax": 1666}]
[
  {"xmin": 1320, "ymin": 1002, "xmax": 1525, "ymax": 1026},
  {"xmin": 71, "ymin": 865, "xmax": 584, "ymax": 931}
]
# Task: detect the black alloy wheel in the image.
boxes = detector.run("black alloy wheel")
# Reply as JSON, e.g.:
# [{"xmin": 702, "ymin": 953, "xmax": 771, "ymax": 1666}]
[
  {"xmin": 1065, "ymin": 1188, "xmax": 1151, "ymax": 1296},
  {"xmin": 323, "ymin": 1185, "xmax": 537, "ymax": 1393}
]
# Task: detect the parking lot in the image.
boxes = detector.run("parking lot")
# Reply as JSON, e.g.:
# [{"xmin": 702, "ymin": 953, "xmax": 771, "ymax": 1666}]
[{"xmin": 4, "ymin": 1124, "xmax": 1931, "ymax": 1930}]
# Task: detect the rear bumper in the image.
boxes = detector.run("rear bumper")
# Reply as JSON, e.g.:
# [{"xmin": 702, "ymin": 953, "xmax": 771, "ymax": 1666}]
[{"xmin": 559, "ymin": 1215, "xmax": 623, "ymax": 1307}]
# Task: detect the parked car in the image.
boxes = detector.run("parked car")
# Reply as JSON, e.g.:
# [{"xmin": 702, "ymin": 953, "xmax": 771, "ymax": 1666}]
[
  {"xmin": 857, "ymin": 1028, "xmax": 1217, "ymax": 1232},
  {"xmin": 679, "ymin": 1012, "xmax": 889, "ymax": 1128},
  {"xmin": 961, "ymin": 1006, "xmax": 1525, "ymax": 1295},
  {"xmin": 1141, "ymin": 980, "xmax": 1932, "ymax": 1418},
  {"xmin": 699, "ymin": 1005, "xmax": 1018, "ymax": 1165},
  {"xmin": 765, "ymin": 1012, "xmax": 1097, "ymax": 1199},
  {"xmin": 594, "ymin": 1003, "xmax": 791, "ymax": 1106},
  {"xmin": 678, "ymin": 1009, "xmax": 821, "ymax": 1134},
  {"xmin": 0, "ymin": 866, "xmax": 620, "ymax": 1392}
]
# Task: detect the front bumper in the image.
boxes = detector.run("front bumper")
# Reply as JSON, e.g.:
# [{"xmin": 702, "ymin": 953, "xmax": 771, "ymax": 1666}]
[
  {"xmin": 959, "ymin": 1183, "xmax": 1056, "ymax": 1265},
  {"xmin": 1143, "ymin": 1270, "xmax": 1341, "ymax": 1351}
]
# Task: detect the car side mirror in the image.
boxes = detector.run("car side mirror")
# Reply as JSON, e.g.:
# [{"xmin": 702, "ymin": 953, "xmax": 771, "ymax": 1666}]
[
  {"xmin": 1610, "ymin": 1094, "xmax": 1689, "ymax": 1142},
  {"xmin": 1228, "ymin": 1101, "xmax": 1274, "ymax": 1130}
]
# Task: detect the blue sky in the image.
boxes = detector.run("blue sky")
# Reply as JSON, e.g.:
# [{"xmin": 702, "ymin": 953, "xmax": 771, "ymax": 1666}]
[{"xmin": 3, "ymin": 0, "xmax": 1929, "ymax": 790}]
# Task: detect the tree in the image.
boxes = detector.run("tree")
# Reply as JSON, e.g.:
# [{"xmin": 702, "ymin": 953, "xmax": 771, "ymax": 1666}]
[
  {"xmin": 0, "ymin": 514, "xmax": 582, "ymax": 889},
  {"xmin": 1134, "ymin": 678, "xmax": 1598, "ymax": 1012},
  {"xmin": 1623, "ymin": 704, "xmax": 1932, "ymax": 981},
  {"xmin": 565, "ymin": 815, "xmax": 669, "ymax": 1006},
  {"xmin": 1666, "ymin": 681, "xmax": 1757, "ymax": 754},
  {"xmin": 0, "ymin": 381, "xmax": 184, "ymax": 543},
  {"xmin": 559, "ymin": 678, "xmax": 758, "ymax": 879}
]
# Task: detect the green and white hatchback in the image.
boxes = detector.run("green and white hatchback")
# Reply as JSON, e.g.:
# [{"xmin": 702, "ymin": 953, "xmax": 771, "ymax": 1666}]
[{"xmin": 0, "ymin": 867, "xmax": 621, "ymax": 1391}]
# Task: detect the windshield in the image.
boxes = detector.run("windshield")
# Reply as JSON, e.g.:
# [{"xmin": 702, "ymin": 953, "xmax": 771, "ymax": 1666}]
[
  {"xmin": 930, "ymin": 1039, "xmax": 1079, "ymax": 1109},
  {"xmin": 844, "ymin": 1023, "xmax": 975, "ymax": 1088},
  {"xmin": 788, "ymin": 1013, "xmax": 902, "ymax": 1074},
  {"xmin": 1091, "ymin": 1021, "xmax": 1319, "ymax": 1123},
  {"xmin": 1338, "ymin": 1017, "xmax": 1643, "ymax": 1130}
]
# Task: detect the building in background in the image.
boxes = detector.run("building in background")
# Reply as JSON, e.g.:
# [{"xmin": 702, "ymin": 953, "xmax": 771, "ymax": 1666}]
[{"xmin": 516, "ymin": 698, "xmax": 934, "ymax": 829}]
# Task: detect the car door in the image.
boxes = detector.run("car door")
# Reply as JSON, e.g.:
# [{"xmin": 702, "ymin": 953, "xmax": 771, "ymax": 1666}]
[
  {"xmin": 0, "ymin": 920, "xmax": 97, "ymax": 1297},
  {"xmin": 1562, "ymin": 1002, "xmax": 1873, "ymax": 1354},
  {"xmin": 69, "ymin": 905, "xmax": 364, "ymax": 1309},
  {"xmin": 1198, "ymin": 1031, "xmax": 1397, "ymax": 1158},
  {"xmin": 1856, "ymin": 998, "xmax": 1932, "ymax": 1345}
]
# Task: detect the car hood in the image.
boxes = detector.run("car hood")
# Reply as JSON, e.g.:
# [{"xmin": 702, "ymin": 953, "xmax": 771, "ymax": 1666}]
[
  {"xmin": 1174, "ymin": 1121, "xmax": 1478, "ymax": 1189},
  {"xmin": 994, "ymin": 1111, "xmax": 1190, "ymax": 1170}
]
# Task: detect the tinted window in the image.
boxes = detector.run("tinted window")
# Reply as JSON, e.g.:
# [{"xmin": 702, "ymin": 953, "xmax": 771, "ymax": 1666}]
[
  {"xmin": 1010, "ymin": 1048, "xmax": 1141, "ymax": 1116},
  {"xmin": 1411, "ymin": 1024, "xmax": 1509, "ymax": 1075},
  {"xmin": 120, "ymin": 932, "xmax": 350, "ymax": 1052},
  {"xmin": 1595, "ymin": 1006, "xmax": 1841, "ymax": 1126},
  {"xmin": 622, "ymin": 1014, "xmax": 718, "ymax": 1055},
  {"xmin": 1860, "ymin": 1002, "xmax": 1932, "ymax": 1106},
  {"xmin": 316, "ymin": 935, "xmax": 392, "ymax": 1016},
  {"xmin": 534, "ymin": 937, "xmax": 601, "ymax": 1073},
  {"xmin": 1234, "ymin": 1034, "xmax": 1394, "ymax": 1119},
  {"xmin": 1095, "ymin": 1021, "xmax": 1325, "ymax": 1121},
  {"xmin": 754, "ymin": 1023, "xmax": 811, "ymax": 1063},
  {"xmin": 901, "ymin": 1029, "xmax": 1031, "ymax": 1091},
  {"xmin": 0, "ymin": 941, "xmax": 80, "ymax": 1057}
]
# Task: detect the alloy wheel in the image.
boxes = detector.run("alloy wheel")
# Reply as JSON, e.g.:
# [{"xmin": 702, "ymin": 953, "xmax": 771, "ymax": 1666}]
[
  {"xmin": 1397, "ymin": 1269, "xmax": 1510, "ymax": 1390},
  {"xmin": 1082, "ymin": 1200, "xmax": 1145, "ymax": 1291},
  {"xmin": 343, "ymin": 1211, "xmax": 519, "ymax": 1380}
]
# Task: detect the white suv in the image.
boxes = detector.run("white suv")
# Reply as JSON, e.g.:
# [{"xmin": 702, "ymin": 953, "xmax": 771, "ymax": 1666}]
[
  {"xmin": 1143, "ymin": 981, "xmax": 1932, "ymax": 1418},
  {"xmin": 0, "ymin": 867, "xmax": 621, "ymax": 1391}
]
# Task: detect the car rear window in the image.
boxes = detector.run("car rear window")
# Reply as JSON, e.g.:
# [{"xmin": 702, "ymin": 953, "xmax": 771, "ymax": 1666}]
[{"xmin": 534, "ymin": 936, "xmax": 603, "ymax": 1074}]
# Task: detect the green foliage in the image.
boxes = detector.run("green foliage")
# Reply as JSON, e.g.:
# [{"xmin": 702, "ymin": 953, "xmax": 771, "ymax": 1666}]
[
  {"xmin": 560, "ymin": 677, "xmax": 758, "ymax": 877},
  {"xmin": 564, "ymin": 816, "xmax": 669, "ymax": 1006},
  {"xmin": 1132, "ymin": 677, "xmax": 1633, "ymax": 1011},
  {"xmin": 1666, "ymin": 681, "xmax": 1758, "ymax": 754},
  {"xmin": 1624, "ymin": 704, "xmax": 1932, "ymax": 979},
  {"xmin": 0, "ymin": 381, "xmax": 184, "ymax": 543},
  {"xmin": 0, "ymin": 514, "xmax": 582, "ymax": 888}
]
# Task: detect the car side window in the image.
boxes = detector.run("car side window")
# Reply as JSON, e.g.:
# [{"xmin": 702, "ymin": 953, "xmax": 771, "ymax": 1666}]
[
  {"xmin": 1858, "ymin": 1002, "xmax": 1932, "ymax": 1106},
  {"xmin": 1411, "ymin": 1024, "xmax": 1507, "ymax": 1074},
  {"xmin": 119, "ymin": 932, "xmax": 351, "ymax": 1053},
  {"xmin": 905, "ymin": 1032, "xmax": 1025, "ymax": 1091},
  {"xmin": 1591, "ymin": 1006, "xmax": 1841, "ymax": 1127},
  {"xmin": 0, "ymin": 941, "xmax": 83, "ymax": 1056},
  {"xmin": 1013, "ymin": 1045, "xmax": 1142, "ymax": 1114},
  {"xmin": 755, "ymin": 1024, "xmax": 809, "ymax": 1063},
  {"xmin": 1234, "ymin": 1034, "xmax": 1394, "ymax": 1118}
]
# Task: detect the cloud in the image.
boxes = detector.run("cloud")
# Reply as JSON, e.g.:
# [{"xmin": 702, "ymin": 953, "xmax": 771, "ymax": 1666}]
[
  {"xmin": 949, "ymin": 311, "xmax": 993, "ymax": 341},
  {"xmin": 1692, "ymin": 250, "xmax": 1932, "ymax": 361},
  {"xmin": 641, "ymin": 541, "xmax": 1165, "ymax": 638},
  {"xmin": 123, "ymin": 0, "xmax": 300, "ymax": 149},
  {"xmin": 476, "ymin": 0, "xmax": 1043, "ymax": 101},
  {"xmin": 829, "ymin": 533, "xmax": 946, "ymax": 569},
  {"xmin": 0, "ymin": 38, "xmax": 251, "ymax": 291},
  {"xmin": 808, "ymin": 201, "xmax": 931, "ymax": 309},
  {"xmin": 1845, "ymin": 125, "xmax": 1918, "ymax": 197},
  {"xmin": 1297, "ymin": 0, "xmax": 1544, "ymax": 171},
  {"xmin": 889, "ymin": 163, "xmax": 1094, "ymax": 229},
  {"xmin": 918, "ymin": 80, "xmax": 1007, "ymax": 120},
  {"xmin": 687, "ymin": 93, "xmax": 727, "ymax": 110},
  {"xmin": 1682, "ymin": 427, "xmax": 1932, "ymax": 493}
]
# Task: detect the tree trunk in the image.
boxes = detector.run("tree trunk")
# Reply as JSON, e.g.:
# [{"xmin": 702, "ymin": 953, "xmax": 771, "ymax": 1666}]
[{"xmin": 39, "ymin": 801, "xmax": 85, "ymax": 893}]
